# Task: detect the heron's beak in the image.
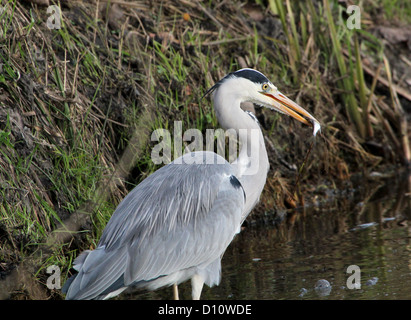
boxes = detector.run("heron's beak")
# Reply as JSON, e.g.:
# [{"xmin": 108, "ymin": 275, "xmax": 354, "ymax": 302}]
[{"xmin": 260, "ymin": 91, "xmax": 321, "ymax": 136}]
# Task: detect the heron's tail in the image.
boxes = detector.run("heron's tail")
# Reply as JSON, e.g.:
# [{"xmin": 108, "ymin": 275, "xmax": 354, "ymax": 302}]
[{"xmin": 62, "ymin": 247, "xmax": 127, "ymax": 300}]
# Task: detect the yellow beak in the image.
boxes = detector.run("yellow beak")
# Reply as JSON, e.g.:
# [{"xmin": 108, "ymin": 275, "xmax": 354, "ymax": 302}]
[{"xmin": 261, "ymin": 91, "xmax": 321, "ymax": 136}]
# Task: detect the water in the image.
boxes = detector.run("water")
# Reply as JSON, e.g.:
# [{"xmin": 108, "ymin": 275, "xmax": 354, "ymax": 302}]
[
  {"xmin": 217, "ymin": 208, "xmax": 411, "ymax": 300},
  {"xmin": 127, "ymin": 173, "xmax": 411, "ymax": 300},
  {"xmin": 211, "ymin": 174, "xmax": 411, "ymax": 300}
]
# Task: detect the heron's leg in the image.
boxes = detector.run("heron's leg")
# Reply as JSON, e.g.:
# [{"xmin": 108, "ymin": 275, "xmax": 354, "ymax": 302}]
[
  {"xmin": 173, "ymin": 283, "xmax": 179, "ymax": 300},
  {"xmin": 191, "ymin": 274, "xmax": 204, "ymax": 300}
]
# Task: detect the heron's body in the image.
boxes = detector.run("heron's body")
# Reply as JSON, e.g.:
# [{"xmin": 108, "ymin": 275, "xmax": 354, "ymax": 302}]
[{"xmin": 63, "ymin": 68, "xmax": 320, "ymax": 300}]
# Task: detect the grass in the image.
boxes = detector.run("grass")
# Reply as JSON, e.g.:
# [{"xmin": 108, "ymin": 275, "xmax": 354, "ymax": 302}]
[
  {"xmin": 0, "ymin": 0, "xmax": 409, "ymax": 299},
  {"xmin": 324, "ymin": 0, "xmax": 365, "ymax": 139}
]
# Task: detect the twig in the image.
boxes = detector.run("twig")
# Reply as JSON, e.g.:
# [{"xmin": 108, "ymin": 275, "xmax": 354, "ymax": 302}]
[
  {"xmin": 202, "ymin": 36, "xmax": 251, "ymax": 46},
  {"xmin": 194, "ymin": 0, "xmax": 223, "ymax": 29},
  {"xmin": 364, "ymin": 62, "xmax": 383, "ymax": 137}
]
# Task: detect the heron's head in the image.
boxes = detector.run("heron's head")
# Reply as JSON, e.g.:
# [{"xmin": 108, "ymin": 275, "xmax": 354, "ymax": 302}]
[{"xmin": 205, "ymin": 68, "xmax": 321, "ymax": 136}]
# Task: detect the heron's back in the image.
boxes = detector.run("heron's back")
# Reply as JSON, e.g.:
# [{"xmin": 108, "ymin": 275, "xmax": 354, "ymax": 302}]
[{"xmin": 63, "ymin": 151, "xmax": 245, "ymax": 299}]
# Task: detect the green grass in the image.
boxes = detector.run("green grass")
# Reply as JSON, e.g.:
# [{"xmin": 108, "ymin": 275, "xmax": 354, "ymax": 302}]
[
  {"xmin": 324, "ymin": 0, "xmax": 366, "ymax": 139},
  {"xmin": 379, "ymin": 0, "xmax": 411, "ymax": 23}
]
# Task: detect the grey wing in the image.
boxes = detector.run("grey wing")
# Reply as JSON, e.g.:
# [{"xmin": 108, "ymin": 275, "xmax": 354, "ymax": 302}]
[{"xmin": 64, "ymin": 151, "xmax": 245, "ymax": 299}]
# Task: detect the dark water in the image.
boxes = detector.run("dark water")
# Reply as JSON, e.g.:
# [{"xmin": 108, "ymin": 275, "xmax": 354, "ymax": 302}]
[{"xmin": 128, "ymin": 173, "xmax": 411, "ymax": 300}]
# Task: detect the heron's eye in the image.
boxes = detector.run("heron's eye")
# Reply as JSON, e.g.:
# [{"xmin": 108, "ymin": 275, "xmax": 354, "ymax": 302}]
[{"xmin": 262, "ymin": 83, "xmax": 269, "ymax": 91}]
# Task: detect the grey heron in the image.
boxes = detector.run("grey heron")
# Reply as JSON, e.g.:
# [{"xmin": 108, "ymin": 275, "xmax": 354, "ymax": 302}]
[{"xmin": 62, "ymin": 68, "xmax": 320, "ymax": 300}]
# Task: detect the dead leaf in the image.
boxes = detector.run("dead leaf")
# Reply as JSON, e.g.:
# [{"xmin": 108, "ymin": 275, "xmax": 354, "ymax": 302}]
[
  {"xmin": 152, "ymin": 32, "xmax": 180, "ymax": 50},
  {"xmin": 284, "ymin": 194, "xmax": 297, "ymax": 209},
  {"xmin": 243, "ymin": 3, "xmax": 264, "ymax": 21},
  {"xmin": 184, "ymin": 85, "xmax": 192, "ymax": 96},
  {"xmin": 100, "ymin": 3, "xmax": 124, "ymax": 30},
  {"xmin": 376, "ymin": 26, "xmax": 411, "ymax": 46},
  {"xmin": 183, "ymin": 13, "xmax": 190, "ymax": 22}
]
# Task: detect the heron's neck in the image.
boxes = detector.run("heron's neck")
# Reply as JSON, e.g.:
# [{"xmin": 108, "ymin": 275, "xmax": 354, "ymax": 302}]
[{"xmin": 214, "ymin": 93, "xmax": 269, "ymax": 217}]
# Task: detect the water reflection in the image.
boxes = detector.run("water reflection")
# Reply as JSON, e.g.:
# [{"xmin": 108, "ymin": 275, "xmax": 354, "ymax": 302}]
[
  {"xmin": 126, "ymin": 172, "xmax": 411, "ymax": 300},
  {"xmin": 212, "ymin": 173, "xmax": 411, "ymax": 300}
]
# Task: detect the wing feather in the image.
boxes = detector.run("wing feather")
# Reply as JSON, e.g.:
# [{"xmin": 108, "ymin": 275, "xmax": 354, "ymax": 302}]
[{"xmin": 65, "ymin": 151, "xmax": 245, "ymax": 299}]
